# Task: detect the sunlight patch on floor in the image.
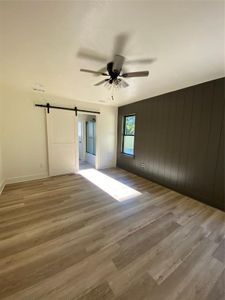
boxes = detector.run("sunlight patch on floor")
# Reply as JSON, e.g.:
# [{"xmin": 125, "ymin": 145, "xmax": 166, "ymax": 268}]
[{"xmin": 78, "ymin": 168, "xmax": 142, "ymax": 201}]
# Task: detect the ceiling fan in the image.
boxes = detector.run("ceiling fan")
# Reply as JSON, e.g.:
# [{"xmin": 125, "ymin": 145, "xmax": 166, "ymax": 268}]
[{"xmin": 80, "ymin": 54, "xmax": 149, "ymax": 88}]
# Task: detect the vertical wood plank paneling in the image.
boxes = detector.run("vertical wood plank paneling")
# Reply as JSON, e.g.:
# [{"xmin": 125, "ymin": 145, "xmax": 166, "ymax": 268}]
[
  {"xmin": 205, "ymin": 79, "xmax": 224, "ymax": 201},
  {"xmin": 170, "ymin": 93, "xmax": 181, "ymax": 189},
  {"xmin": 154, "ymin": 98, "xmax": 164, "ymax": 182},
  {"xmin": 185, "ymin": 85, "xmax": 203, "ymax": 195},
  {"xmin": 144, "ymin": 101, "xmax": 152, "ymax": 175},
  {"xmin": 147, "ymin": 100, "xmax": 156, "ymax": 178},
  {"xmin": 195, "ymin": 82, "xmax": 214, "ymax": 198},
  {"xmin": 159, "ymin": 96, "xmax": 168, "ymax": 185},
  {"xmin": 117, "ymin": 78, "xmax": 224, "ymax": 210},
  {"xmin": 213, "ymin": 124, "xmax": 224, "ymax": 209},
  {"xmin": 163, "ymin": 93, "xmax": 173, "ymax": 186},
  {"xmin": 151, "ymin": 99, "xmax": 160, "ymax": 181},
  {"xmin": 180, "ymin": 87, "xmax": 194, "ymax": 192},
  {"xmin": 175, "ymin": 90, "xmax": 186, "ymax": 188}
]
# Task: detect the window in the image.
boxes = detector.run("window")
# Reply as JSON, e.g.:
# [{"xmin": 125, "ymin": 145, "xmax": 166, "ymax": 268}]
[
  {"xmin": 86, "ymin": 120, "xmax": 96, "ymax": 155},
  {"xmin": 122, "ymin": 115, "xmax": 136, "ymax": 156}
]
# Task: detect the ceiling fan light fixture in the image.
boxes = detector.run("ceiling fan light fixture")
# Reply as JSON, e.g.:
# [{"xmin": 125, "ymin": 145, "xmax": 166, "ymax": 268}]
[{"xmin": 80, "ymin": 53, "xmax": 150, "ymax": 89}]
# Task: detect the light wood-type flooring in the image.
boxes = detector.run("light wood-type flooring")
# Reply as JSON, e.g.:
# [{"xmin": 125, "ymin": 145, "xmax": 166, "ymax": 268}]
[{"xmin": 0, "ymin": 168, "xmax": 224, "ymax": 300}]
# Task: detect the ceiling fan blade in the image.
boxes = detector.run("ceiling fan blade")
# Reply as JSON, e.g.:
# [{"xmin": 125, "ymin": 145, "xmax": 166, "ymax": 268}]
[
  {"xmin": 113, "ymin": 55, "xmax": 125, "ymax": 73},
  {"xmin": 77, "ymin": 48, "xmax": 108, "ymax": 63},
  {"xmin": 80, "ymin": 69, "xmax": 108, "ymax": 76},
  {"xmin": 94, "ymin": 79, "xmax": 109, "ymax": 86},
  {"xmin": 96, "ymin": 66, "xmax": 107, "ymax": 73},
  {"xmin": 113, "ymin": 33, "xmax": 130, "ymax": 56},
  {"xmin": 125, "ymin": 58, "xmax": 157, "ymax": 65},
  {"xmin": 122, "ymin": 71, "xmax": 149, "ymax": 78},
  {"xmin": 121, "ymin": 79, "xmax": 129, "ymax": 88}
]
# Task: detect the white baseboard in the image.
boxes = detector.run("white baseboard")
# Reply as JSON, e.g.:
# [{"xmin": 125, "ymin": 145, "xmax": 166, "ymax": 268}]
[
  {"xmin": 0, "ymin": 179, "xmax": 6, "ymax": 194},
  {"xmin": 5, "ymin": 173, "xmax": 49, "ymax": 185}
]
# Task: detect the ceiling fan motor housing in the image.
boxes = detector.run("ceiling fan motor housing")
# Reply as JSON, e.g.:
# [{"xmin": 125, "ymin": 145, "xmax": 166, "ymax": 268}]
[{"xmin": 107, "ymin": 62, "xmax": 120, "ymax": 84}]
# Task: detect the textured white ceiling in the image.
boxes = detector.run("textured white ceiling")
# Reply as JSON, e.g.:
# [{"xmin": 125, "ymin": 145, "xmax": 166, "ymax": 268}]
[{"xmin": 0, "ymin": 1, "xmax": 224, "ymax": 106}]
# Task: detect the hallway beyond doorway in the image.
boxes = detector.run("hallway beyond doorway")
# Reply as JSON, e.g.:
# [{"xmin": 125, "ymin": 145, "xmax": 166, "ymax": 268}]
[
  {"xmin": 78, "ymin": 114, "xmax": 96, "ymax": 170},
  {"xmin": 79, "ymin": 160, "xmax": 93, "ymax": 170}
]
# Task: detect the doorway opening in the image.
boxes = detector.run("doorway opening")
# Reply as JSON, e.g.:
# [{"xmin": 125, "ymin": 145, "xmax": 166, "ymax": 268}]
[{"xmin": 78, "ymin": 114, "xmax": 96, "ymax": 170}]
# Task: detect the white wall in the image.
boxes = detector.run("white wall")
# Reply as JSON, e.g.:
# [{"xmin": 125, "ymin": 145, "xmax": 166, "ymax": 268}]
[
  {"xmin": 0, "ymin": 145, "xmax": 4, "ymax": 193},
  {"xmin": 2, "ymin": 85, "xmax": 49, "ymax": 184},
  {"xmin": 0, "ymin": 88, "xmax": 4, "ymax": 192},
  {"xmin": 1, "ymin": 84, "xmax": 117, "ymax": 184},
  {"xmin": 96, "ymin": 106, "xmax": 118, "ymax": 169}
]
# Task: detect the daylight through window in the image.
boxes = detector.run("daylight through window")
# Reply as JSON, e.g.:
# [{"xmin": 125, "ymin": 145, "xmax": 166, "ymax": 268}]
[{"xmin": 122, "ymin": 115, "xmax": 136, "ymax": 156}]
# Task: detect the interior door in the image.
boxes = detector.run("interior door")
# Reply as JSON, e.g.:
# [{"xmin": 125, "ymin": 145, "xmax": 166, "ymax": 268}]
[{"xmin": 46, "ymin": 109, "xmax": 78, "ymax": 176}]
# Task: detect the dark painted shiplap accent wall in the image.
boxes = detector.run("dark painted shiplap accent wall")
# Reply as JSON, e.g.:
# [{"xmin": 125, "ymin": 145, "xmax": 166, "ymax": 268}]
[{"xmin": 117, "ymin": 78, "xmax": 224, "ymax": 210}]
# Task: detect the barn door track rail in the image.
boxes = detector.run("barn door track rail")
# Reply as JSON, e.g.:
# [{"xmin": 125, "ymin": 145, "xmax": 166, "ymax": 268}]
[{"xmin": 35, "ymin": 103, "xmax": 100, "ymax": 116}]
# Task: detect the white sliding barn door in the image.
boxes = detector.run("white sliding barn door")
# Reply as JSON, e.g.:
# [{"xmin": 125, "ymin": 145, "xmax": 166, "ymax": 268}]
[{"xmin": 46, "ymin": 109, "xmax": 78, "ymax": 176}]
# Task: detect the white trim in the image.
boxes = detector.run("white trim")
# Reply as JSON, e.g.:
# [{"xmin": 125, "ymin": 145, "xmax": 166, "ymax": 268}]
[
  {"xmin": 95, "ymin": 114, "xmax": 100, "ymax": 170},
  {"xmin": 74, "ymin": 114, "xmax": 79, "ymax": 173},
  {"xmin": 5, "ymin": 173, "xmax": 49, "ymax": 185},
  {"xmin": 0, "ymin": 179, "xmax": 5, "ymax": 194}
]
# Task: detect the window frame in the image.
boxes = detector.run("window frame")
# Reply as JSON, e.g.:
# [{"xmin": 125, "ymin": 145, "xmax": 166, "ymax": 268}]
[
  {"xmin": 86, "ymin": 120, "xmax": 96, "ymax": 156},
  {"xmin": 121, "ymin": 114, "xmax": 136, "ymax": 157}
]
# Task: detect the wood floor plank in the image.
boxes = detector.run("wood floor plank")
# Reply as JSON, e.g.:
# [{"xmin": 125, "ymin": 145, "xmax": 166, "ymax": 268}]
[
  {"xmin": 147, "ymin": 222, "xmax": 208, "ymax": 284},
  {"xmin": 205, "ymin": 268, "xmax": 225, "ymax": 300},
  {"xmin": 142, "ymin": 238, "xmax": 219, "ymax": 300},
  {"xmin": 77, "ymin": 282, "xmax": 115, "ymax": 300},
  {"xmin": 115, "ymin": 273, "xmax": 156, "ymax": 300},
  {"xmin": 213, "ymin": 239, "xmax": 225, "ymax": 263},
  {"xmin": 0, "ymin": 167, "xmax": 224, "ymax": 300},
  {"xmin": 113, "ymin": 213, "xmax": 179, "ymax": 270}
]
